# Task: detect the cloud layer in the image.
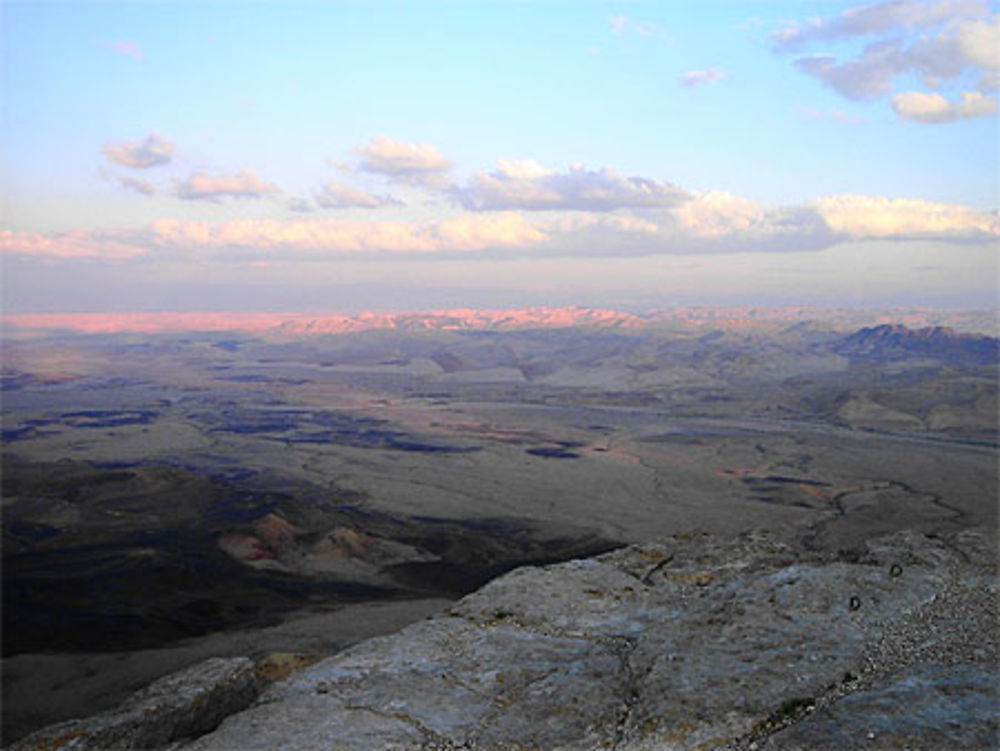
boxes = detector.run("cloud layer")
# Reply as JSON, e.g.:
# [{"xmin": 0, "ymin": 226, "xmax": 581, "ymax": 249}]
[{"xmin": 4, "ymin": 192, "xmax": 995, "ymax": 262}]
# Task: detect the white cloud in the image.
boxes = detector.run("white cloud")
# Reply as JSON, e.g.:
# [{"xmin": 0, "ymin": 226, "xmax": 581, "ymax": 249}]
[
  {"xmin": 354, "ymin": 136, "xmax": 452, "ymax": 185},
  {"xmin": 4, "ymin": 185, "xmax": 995, "ymax": 263},
  {"xmin": 455, "ymin": 161, "xmax": 689, "ymax": 212},
  {"xmin": 176, "ymin": 170, "xmax": 279, "ymax": 201},
  {"xmin": 679, "ymin": 67, "xmax": 727, "ymax": 87},
  {"xmin": 813, "ymin": 195, "xmax": 1000, "ymax": 238},
  {"xmin": 891, "ymin": 89, "xmax": 998, "ymax": 121},
  {"xmin": 146, "ymin": 213, "xmax": 546, "ymax": 255},
  {"xmin": 315, "ymin": 181, "xmax": 403, "ymax": 209},
  {"xmin": 102, "ymin": 133, "xmax": 175, "ymax": 169},
  {"xmin": 956, "ymin": 14, "xmax": 1000, "ymax": 68}
]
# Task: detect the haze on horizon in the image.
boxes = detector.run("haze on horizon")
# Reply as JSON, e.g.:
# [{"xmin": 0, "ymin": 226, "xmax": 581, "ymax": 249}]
[{"xmin": 2, "ymin": 0, "xmax": 998, "ymax": 314}]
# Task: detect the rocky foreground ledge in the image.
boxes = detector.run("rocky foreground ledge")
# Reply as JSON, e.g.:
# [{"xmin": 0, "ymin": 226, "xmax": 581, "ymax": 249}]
[{"xmin": 11, "ymin": 529, "xmax": 998, "ymax": 751}]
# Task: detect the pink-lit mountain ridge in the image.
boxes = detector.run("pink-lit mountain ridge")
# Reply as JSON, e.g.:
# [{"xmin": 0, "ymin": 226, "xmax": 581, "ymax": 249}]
[{"xmin": 3, "ymin": 306, "xmax": 996, "ymax": 336}]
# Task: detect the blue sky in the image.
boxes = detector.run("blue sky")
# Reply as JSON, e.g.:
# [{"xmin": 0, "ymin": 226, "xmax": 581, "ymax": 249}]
[{"xmin": 2, "ymin": 0, "xmax": 998, "ymax": 312}]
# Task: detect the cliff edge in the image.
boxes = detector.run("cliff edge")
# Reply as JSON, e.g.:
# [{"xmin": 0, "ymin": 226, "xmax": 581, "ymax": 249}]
[{"xmin": 11, "ymin": 528, "xmax": 997, "ymax": 750}]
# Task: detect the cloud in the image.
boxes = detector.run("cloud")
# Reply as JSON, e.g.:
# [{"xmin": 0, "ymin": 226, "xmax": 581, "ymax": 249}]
[
  {"xmin": 772, "ymin": 0, "xmax": 987, "ymax": 50},
  {"xmin": 287, "ymin": 198, "xmax": 314, "ymax": 213},
  {"xmin": 115, "ymin": 175, "xmax": 157, "ymax": 195},
  {"xmin": 4, "ymin": 188, "xmax": 995, "ymax": 263},
  {"xmin": 102, "ymin": 133, "xmax": 175, "ymax": 169},
  {"xmin": 548, "ymin": 192, "xmax": 998, "ymax": 256},
  {"xmin": 793, "ymin": 42, "xmax": 903, "ymax": 99},
  {"xmin": 956, "ymin": 14, "xmax": 1000, "ymax": 68},
  {"xmin": 978, "ymin": 69, "xmax": 1000, "ymax": 91},
  {"xmin": 679, "ymin": 67, "xmax": 727, "ymax": 88},
  {"xmin": 315, "ymin": 181, "xmax": 404, "ymax": 209},
  {"xmin": 145, "ymin": 214, "xmax": 546, "ymax": 255},
  {"xmin": 890, "ymin": 89, "xmax": 998, "ymax": 120},
  {"xmin": 0, "ymin": 229, "xmax": 150, "ymax": 259},
  {"xmin": 454, "ymin": 160, "xmax": 690, "ymax": 211},
  {"xmin": 176, "ymin": 170, "xmax": 279, "ymax": 201},
  {"xmin": 774, "ymin": 1, "xmax": 999, "ymax": 120},
  {"xmin": 99, "ymin": 39, "xmax": 145, "ymax": 61},
  {"xmin": 354, "ymin": 136, "xmax": 452, "ymax": 185},
  {"xmin": 813, "ymin": 195, "xmax": 1000, "ymax": 239}
]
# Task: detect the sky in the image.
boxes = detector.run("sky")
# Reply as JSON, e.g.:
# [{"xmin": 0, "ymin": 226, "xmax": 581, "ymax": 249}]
[{"xmin": 2, "ymin": 0, "xmax": 998, "ymax": 313}]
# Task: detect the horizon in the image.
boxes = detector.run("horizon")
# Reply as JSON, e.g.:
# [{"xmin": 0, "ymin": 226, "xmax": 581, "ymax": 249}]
[
  {"xmin": 2, "ymin": 0, "xmax": 998, "ymax": 314},
  {"xmin": 3, "ymin": 303, "xmax": 996, "ymax": 338}
]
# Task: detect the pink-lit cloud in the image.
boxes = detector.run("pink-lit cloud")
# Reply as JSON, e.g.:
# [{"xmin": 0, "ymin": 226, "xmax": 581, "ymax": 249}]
[
  {"xmin": 176, "ymin": 170, "xmax": 279, "ymax": 201},
  {"xmin": 0, "ymin": 229, "xmax": 150, "ymax": 259},
  {"xmin": 891, "ymin": 89, "xmax": 997, "ymax": 121},
  {"xmin": 102, "ymin": 133, "xmax": 175, "ymax": 168},
  {"xmin": 354, "ymin": 136, "xmax": 452, "ymax": 185}
]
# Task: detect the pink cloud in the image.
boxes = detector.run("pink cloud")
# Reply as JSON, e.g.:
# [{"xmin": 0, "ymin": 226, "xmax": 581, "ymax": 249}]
[
  {"xmin": 354, "ymin": 136, "xmax": 452, "ymax": 185},
  {"xmin": 176, "ymin": 170, "xmax": 279, "ymax": 201},
  {"xmin": 102, "ymin": 133, "xmax": 174, "ymax": 169},
  {"xmin": 0, "ymin": 229, "xmax": 150, "ymax": 259}
]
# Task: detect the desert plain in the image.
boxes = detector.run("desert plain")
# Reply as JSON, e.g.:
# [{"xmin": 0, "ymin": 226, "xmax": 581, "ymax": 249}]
[{"xmin": 1, "ymin": 307, "xmax": 997, "ymax": 744}]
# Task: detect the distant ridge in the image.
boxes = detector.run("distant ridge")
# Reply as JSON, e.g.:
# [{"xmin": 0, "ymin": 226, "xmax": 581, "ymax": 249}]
[
  {"xmin": 2, "ymin": 307, "xmax": 996, "ymax": 337},
  {"xmin": 837, "ymin": 324, "xmax": 999, "ymax": 364}
]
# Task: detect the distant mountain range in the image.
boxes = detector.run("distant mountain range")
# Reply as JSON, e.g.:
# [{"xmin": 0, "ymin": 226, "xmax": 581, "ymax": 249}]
[
  {"xmin": 3, "ymin": 306, "xmax": 996, "ymax": 337},
  {"xmin": 836, "ymin": 324, "xmax": 999, "ymax": 365}
]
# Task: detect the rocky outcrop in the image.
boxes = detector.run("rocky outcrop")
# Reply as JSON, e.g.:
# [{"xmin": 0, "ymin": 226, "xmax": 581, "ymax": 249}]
[
  {"xmin": 10, "ymin": 657, "xmax": 260, "ymax": 750},
  {"xmin": 12, "ymin": 529, "xmax": 997, "ymax": 750}
]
